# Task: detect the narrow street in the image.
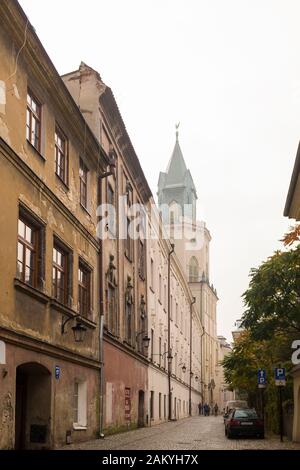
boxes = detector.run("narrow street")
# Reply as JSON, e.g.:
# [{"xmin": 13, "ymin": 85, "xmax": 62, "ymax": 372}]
[{"xmin": 62, "ymin": 416, "xmax": 300, "ymax": 451}]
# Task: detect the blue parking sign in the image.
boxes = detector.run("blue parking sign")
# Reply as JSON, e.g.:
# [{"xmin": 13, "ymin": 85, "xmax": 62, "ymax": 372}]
[
  {"xmin": 275, "ymin": 368, "xmax": 285, "ymax": 386},
  {"xmin": 258, "ymin": 369, "xmax": 266, "ymax": 386}
]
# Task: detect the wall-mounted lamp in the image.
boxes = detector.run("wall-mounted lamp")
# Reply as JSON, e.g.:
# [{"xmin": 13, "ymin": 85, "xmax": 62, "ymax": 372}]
[
  {"xmin": 61, "ymin": 316, "xmax": 87, "ymax": 343},
  {"xmin": 136, "ymin": 330, "xmax": 150, "ymax": 349}
]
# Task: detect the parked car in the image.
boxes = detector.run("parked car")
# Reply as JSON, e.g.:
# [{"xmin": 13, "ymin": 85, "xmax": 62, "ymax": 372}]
[
  {"xmin": 225, "ymin": 408, "xmax": 264, "ymax": 439},
  {"xmin": 223, "ymin": 400, "xmax": 248, "ymax": 422}
]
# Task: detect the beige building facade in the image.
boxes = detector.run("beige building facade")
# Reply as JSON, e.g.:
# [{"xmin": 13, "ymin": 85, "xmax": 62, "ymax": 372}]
[
  {"xmin": 215, "ymin": 336, "xmax": 234, "ymax": 412},
  {"xmin": 0, "ymin": 0, "xmax": 110, "ymax": 448},
  {"xmin": 147, "ymin": 205, "xmax": 203, "ymax": 424},
  {"xmin": 62, "ymin": 62, "xmax": 152, "ymax": 433}
]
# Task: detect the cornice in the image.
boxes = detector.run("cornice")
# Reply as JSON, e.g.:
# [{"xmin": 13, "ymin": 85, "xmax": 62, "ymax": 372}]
[{"xmin": 0, "ymin": 326, "xmax": 101, "ymax": 370}]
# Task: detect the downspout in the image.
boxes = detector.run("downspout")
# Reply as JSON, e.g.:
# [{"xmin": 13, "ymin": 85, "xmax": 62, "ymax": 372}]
[
  {"xmin": 98, "ymin": 157, "xmax": 115, "ymax": 439},
  {"xmin": 200, "ymin": 280, "xmax": 205, "ymax": 405},
  {"xmin": 189, "ymin": 296, "xmax": 196, "ymax": 416},
  {"xmin": 168, "ymin": 243, "xmax": 175, "ymax": 421}
]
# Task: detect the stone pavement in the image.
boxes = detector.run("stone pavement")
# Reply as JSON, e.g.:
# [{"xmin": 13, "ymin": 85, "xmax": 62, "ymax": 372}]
[{"xmin": 61, "ymin": 416, "xmax": 300, "ymax": 450}]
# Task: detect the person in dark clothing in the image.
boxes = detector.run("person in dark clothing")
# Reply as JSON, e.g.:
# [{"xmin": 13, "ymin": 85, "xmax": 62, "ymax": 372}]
[{"xmin": 198, "ymin": 403, "xmax": 202, "ymax": 415}]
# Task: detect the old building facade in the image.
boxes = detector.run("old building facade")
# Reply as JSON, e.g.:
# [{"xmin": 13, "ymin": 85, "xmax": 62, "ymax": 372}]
[
  {"xmin": 0, "ymin": 0, "xmax": 110, "ymax": 448},
  {"xmin": 62, "ymin": 62, "xmax": 152, "ymax": 433},
  {"xmin": 147, "ymin": 204, "xmax": 203, "ymax": 424}
]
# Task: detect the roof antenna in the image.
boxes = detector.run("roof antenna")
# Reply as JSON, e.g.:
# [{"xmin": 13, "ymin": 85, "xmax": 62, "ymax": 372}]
[{"xmin": 175, "ymin": 122, "xmax": 180, "ymax": 141}]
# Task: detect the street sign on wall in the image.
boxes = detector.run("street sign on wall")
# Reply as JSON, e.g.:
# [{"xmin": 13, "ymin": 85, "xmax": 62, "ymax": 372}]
[
  {"xmin": 257, "ymin": 369, "xmax": 266, "ymax": 388},
  {"xmin": 55, "ymin": 365, "xmax": 60, "ymax": 380},
  {"xmin": 274, "ymin": 367, "xmax": 286, "ymax": 386}
]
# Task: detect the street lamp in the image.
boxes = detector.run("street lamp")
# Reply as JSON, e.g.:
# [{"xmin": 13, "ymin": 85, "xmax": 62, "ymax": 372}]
[{"xmin": 61, "ymin": 315, "xmax": 87, "ymax": 343}]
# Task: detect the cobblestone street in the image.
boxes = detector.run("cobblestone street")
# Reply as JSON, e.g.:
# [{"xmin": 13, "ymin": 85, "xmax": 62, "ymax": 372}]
[{"xmin": 62, "ymin": 416, "xmax": 300, "ymax": 451}]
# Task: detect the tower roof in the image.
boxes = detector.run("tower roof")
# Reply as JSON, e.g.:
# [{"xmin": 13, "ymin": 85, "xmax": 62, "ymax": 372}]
[
  {"xmin": 158, "ymin": 127, "xmax": 197, "ymax": 198},
  {"xmin": 165, "ymin": 137, "xmax": 188, "ymax": 185}
]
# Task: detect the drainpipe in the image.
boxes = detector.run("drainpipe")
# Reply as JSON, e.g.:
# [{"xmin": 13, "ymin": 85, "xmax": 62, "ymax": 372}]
[
  {"xmin": 98, "ymin": 158, "xmax": 115, "ymax": 439},
  {"xmin": 168, "ymin": 243, "xmax": 175, "ymax": 421},
  {"xmin": 189, "ymin": 296, "xmax": 196, "ymax": 416},
  {"xmin": 200, "ymin": 280, "xmax": 205, "ymax": 405}
]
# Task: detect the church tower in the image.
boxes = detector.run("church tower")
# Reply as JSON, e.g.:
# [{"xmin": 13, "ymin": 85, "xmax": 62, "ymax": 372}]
[
  {"xmin": 157, "ymin": 126, "xmax": 219, "ymax": 405},
  {"xmin": 158, "ymin": 125, "xmax": 197, "ymax": 226}
]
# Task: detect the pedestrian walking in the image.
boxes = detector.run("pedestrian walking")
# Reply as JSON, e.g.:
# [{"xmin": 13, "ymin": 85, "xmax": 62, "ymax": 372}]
[
  {"xmin": 214, "ymin": 403, "xmax": 219, "ymax": 416},
  {"xmin": 198, "ymin": 402, "xmax": 202, "ymax": 415}
]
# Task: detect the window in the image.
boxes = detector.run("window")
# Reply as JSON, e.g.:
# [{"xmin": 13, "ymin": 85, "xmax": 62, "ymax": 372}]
[
  {"xmin": 150, "ymin": 391, "xmax": 154, "ymax": 420},
  {"xmin": 52, "ymin": 242, "xmax": 70, "ymax": 305},
  {"xmin": 125, "ymin": 300, "xmax": 132, "ymax": 343},
  {"xmin": 55, "ymin": 126, "xmax": 68, "ymax": 184},
  {"xmin": 73, "ymin": 381, "xmax": 87, "ymax": 428},
  {"xmin": 78, "ymin": 260, "xmax": 91, "ymax": 318},
  {"xmin": 159, "ymin": 274, "xmax": 162, "ymax": 301},
  {"xmin": 125, "ymin": 217, "xmax": 133, "ymax": 261},
  {"xmin": 17, "ymin": 210, "xmax": 43, "ymax": 288},
  {"xmin": 159, "ymin": 393, "xmax": 162, "ymax": 419},
  {"xmin": 150, "ymin": 258, "xmax": 154, "ymax": 291},
  {"xmin": 159, "ymin": 337, "xmax": 162, "ymax": 367},
  {"xmin": 138, "ymin": 239, "xmax": 145, "ymax": 280},
  {"xmin": 150, "ymin": 328, "xmax": 154, "ymax": 361},
  {"xmin": 189, "ymin": 256, "xmax": 199, "ymax": 282},
  {"xmin": 79, "ymin": 158, "xmax": 89, "ymax": 209},
  {"xmin": 164, "ymin": 343, "xmax": 167, "ymax": 369},
  {"xmin": 26, "ymin": 90, "xmax": 41, "ymax": 152},
  {"xmin": 107, "ymin": 282, "xmax": 117, "ymax": 335},
  {"xmin": 164, "ymin": 395, "xmax": 166, "ymax": 419}
]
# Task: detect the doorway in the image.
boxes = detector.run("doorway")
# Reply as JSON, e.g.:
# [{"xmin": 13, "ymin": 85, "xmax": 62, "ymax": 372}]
[
  {"xmin": 138, "ymin": 390, "xmax": 145, "ymax": 427},
  {"xmin": 15, "ymin": 362, "xmax": 51, "ymax": 449}
]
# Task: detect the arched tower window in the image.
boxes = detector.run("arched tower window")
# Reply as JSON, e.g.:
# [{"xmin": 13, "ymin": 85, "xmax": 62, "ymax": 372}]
[{"xmin": 189, "ymin": 256, "xmax": 199, "ymax": 282}]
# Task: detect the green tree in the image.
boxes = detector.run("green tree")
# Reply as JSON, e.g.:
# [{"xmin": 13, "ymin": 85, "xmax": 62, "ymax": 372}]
[{"xmin": 241, "ymin": 245, "xmax": 300, "ymax": 340}]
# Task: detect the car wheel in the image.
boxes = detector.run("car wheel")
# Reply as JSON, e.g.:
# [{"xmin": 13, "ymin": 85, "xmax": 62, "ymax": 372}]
[{"xmin": 259, "ymin": 433, "xmax": 264, "ymax": 439}]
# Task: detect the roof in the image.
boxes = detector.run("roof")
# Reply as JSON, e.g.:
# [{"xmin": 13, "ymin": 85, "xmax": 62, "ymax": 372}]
[
  {"xmin": 159, "ymin": 132, "xmax": 197, "ymax": 196},
  {"xmin": 284, "ymin": 141, "xmax": 300, "ymax": 218}
]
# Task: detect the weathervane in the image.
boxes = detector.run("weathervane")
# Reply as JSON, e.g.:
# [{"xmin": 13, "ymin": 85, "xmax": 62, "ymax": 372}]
[{"xmin": 175, "ymin": 122, "xmax": 180, "ymax": 141}]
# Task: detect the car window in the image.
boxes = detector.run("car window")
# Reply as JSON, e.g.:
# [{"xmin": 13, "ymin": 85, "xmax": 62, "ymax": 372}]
[{"xmin": 234, "ymin": 409, "xmax": 258, "ymax": 419}]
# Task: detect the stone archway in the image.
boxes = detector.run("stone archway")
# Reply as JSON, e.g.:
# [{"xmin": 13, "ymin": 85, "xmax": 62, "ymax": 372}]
[{"xmin": 15, "ymin": 362, "xmax": 51, "ymax": 449}]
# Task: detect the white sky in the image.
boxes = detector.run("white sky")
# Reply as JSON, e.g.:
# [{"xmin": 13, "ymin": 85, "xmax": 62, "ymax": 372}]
[{"xmin": 19, "ymin": 0, "xmax": 300, "ymax": 341}]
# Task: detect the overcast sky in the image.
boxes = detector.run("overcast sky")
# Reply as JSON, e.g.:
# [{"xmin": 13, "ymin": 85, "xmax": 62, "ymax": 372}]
[{"xmin": 19, "ymin": 0, "xmax": 299, "ymax": 341}]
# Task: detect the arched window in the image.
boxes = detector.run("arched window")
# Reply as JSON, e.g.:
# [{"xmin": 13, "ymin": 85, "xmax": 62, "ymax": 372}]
[{"xmin": 189, "ymin": 256, "xmax": 199, "ymax": 282}]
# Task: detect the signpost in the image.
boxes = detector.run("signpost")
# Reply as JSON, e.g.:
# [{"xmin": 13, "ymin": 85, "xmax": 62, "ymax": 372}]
[
  {"xmin": 257, "ymin": 369, "xmax": 266, "ymax": 388},
  {"xmin": 257, "ymin": 369, "xmax": 266, "ymax": 420},
  {"xmin": 275, "ymin": 368, "xmax": 286, "ymax": 442}
]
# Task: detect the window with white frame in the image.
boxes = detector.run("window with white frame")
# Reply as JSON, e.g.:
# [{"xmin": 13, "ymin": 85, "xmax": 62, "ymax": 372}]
[{"xmin": 73, "ymin": 381, "xmax": 87, "ymax": 428}]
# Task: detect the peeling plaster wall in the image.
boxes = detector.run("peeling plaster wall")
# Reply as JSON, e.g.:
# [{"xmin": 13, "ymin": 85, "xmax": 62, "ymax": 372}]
[{"xmin": 0, "ymin": 5, "xmax": 104, "ymax": 449}]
